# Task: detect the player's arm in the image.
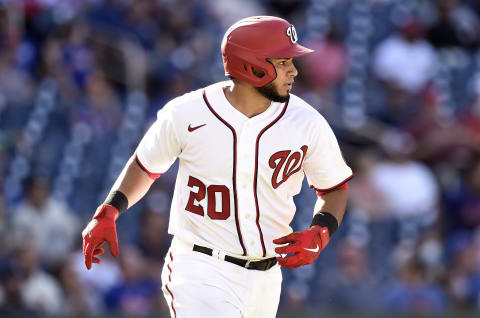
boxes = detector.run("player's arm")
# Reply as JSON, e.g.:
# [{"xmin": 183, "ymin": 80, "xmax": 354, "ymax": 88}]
[
  {"xmin": 82, "ymin": 100, "xmax": 182, "ymax": 270},
  {"xmin": 110, "ymin": 155, "xmax": 156, "ymax": 208},
  {"xmin": 314, "ymin": 183, "xmax": 349, "ymax": 225},
  {"xmin": 273, "ymin": 112, "xmax": 353, "ymax": 269},
  {"xmin": 81, "ymin": 155, "xmax": 156, "ymax": 270}
]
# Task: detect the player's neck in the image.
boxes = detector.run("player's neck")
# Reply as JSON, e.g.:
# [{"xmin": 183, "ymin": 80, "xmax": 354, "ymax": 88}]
[{"xmin": 224, "ymin": 81, "xmax": 271, "ymax": 118}]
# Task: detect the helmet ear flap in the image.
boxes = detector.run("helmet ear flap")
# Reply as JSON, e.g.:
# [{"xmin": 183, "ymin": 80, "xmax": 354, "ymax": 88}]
[
  {"xmin": 235, "ymin": 62, "xmax": 269, "ymax": 82},
  {"xmin": 223, "ymin": 46, "xmax": 277, "ymax": 86},
  {"xmin": 247, "ymin": 62, "xmax": 272, "ymax": 84},
  {"xmin": 243, "ymin": 63, "xmax": 265, "ymax": 79},
  {"xmin": 251, "ymin": 66, "xmax": 265, "ymax": 78}
]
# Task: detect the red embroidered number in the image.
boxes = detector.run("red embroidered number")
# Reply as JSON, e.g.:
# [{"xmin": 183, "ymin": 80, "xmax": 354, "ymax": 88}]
[
  {"xmin": 207, "ymin": 185, "xmax": 230, "ymax": 220},
  {"xmin": 185, "ymin": 176, "xmax": 206, "ymax": 215},
  {"xmin": 185, "ymin": 176, "xmax": 230, "ymax": 220}
]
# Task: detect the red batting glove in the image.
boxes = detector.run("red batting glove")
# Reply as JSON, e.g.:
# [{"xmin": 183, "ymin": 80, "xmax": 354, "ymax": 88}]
[
  {"xmin": 82, "ymin": 204, "xmax": 120, "ymax": 270},
  {"xmin": 273, "ymin": 226, "xmax": 330, "ymax": 269}
]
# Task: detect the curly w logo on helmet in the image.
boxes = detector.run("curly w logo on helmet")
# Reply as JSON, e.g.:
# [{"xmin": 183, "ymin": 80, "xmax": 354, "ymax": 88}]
[{"xmin": 286, "ymin": 25, "xmax": 298, "ymax": 44}]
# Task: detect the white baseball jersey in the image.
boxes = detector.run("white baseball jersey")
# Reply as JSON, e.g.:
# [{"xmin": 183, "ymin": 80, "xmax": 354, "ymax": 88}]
[{"xmin": 136, "ymin": 81, "xmax": 352, "ymax": 259}]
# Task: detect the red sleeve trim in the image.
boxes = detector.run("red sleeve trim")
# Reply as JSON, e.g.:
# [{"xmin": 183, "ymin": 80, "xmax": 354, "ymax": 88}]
[
  {"xmin": 310, "ymin": 174, "xmax": 354, "ymax": 196},
  {"xmin": 135, "ymin": 154, "xmax": 162, "ymax": 180}
]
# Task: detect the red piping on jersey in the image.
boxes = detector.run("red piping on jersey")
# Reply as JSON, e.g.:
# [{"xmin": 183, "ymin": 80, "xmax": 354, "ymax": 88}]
[
  {"xmin": 202, "ymin": 89, "xmax": 247, "ymax": 256},
  {"xmin": 253, "ymin": 99, "xmax": 289, "ymax": 257},
  {"xmin": 311, "ymin": 174, "xmax": 354, "ymax": 196},
  {"xmin": 166, "ymin": 252, "xmax": 177, "ymax": 318},
  {"xmin": 135, "ymin": 154, "xmax": 162, "ymax": 180}
]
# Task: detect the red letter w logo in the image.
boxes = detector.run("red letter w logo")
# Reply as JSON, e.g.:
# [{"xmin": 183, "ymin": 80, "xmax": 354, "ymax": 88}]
[{"xmin": 269, "ymin": 145, "xmax": 308, "ymax": 189}]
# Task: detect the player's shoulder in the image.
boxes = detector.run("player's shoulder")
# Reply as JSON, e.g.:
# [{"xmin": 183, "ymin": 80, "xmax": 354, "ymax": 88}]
[
  {"xmin": 285, "ymin": 94, "xmax": 325, "ymax": 121},
  {"xmin": 287, "ymin": 94, "xmax": 318, "ymax": 114},
  {"xmin": 162, "ymin": 87, "xmax": 204, "ymax": 111},
  {"xmin": 159, "ymin": 81, "xmax": 228, "ymax": 116},
  {"xmin": 282, "ymin": 94, "xmax": 335, "ymax": 134}
]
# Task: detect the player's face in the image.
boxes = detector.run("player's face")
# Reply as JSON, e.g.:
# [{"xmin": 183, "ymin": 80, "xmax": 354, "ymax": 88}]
[{"xmin": 255, "ymin": 58, "xmax": 298, "ymax": 103}]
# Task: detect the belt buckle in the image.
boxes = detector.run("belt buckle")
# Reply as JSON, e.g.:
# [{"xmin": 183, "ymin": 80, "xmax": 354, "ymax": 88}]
[{"xmin": 214, "ymin": 249, "xmax": 225, "ymax": 261}]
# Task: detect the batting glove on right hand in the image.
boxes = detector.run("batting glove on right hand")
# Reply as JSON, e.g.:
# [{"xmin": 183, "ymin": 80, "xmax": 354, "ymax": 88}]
[
  {"xmin": 82, "ymin": 204, "xmax": 120, "ymax": 270},
  {"xmin": 273, "ymin": 226, "xmax": 330, "ymax": 269}
]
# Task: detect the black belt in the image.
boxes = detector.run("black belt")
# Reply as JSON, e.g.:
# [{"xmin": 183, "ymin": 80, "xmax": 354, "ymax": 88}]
[{"xmin": 193, "ymin": 245, "xmax": 277, "ymax": 271}]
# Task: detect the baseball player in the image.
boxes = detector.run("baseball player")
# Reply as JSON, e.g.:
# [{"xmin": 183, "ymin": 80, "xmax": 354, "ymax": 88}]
[{"xmin": 82, "ymin": 16, "xmax": 353, "ymax": 317}]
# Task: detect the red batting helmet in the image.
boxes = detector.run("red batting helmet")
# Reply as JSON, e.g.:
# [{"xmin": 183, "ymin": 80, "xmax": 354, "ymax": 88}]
[{"xmin": 221, "ymin": 16, "xmax": 314, "ymax": 87}]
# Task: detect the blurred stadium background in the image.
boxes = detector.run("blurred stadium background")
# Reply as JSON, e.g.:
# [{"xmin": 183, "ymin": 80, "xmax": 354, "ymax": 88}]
[{"xmin": 0, "ymin": 0, "xmax": 480, "ymax": 317}]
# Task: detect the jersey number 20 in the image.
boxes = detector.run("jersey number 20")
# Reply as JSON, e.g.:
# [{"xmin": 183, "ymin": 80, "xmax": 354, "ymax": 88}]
[{"xmin": 185, "ymin": 176, "xmax": 230, "ymax": 220}]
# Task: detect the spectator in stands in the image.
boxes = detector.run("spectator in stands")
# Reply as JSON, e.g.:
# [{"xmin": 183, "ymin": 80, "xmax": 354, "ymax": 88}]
[
  {"xmin": 63, "ymin": 22, "xmax": 95, "ymax": 90},
  {"xmin": 415, "ymin": 230, "xmax": 445, "ymax": 284},
  {"xmin": 445, "ymin": 236, "xmax": 480, "ymax": 310},
  {"xmin": 371, "ymin": 17, "xmax": 437, "ymax": 127},
  {"xmin": 137, "ymin": 209, "xmax": 169, "ymax": 261},
  {"xmin": 406, "ymin": 85, "xmax": 477, "ymax": 165},
  {"xmin": 72, "ymin": 246, "xmax": 122, "ymax": 314},
  {"xmin": 0, "ymin": 263, "xmax": 29, "ymax": 314},
  {"xmin": 0, "ymin": 45, "xmax": 36, "ymax": 116},
  {"xmin": 316, "ymin": 239, "xmax": 380, "ymax": 312},
  {"xmin": 302, "ymin": 24, "xmax": 349, "ymax": 115},
  {"xmin": 305, "ymin": 25, "xmax": 349, "ymax": 94},
  {"xmin": 369, "ymin": 131, "xmax": 440, "ymax": 244},
  {"xmin": 382, "ymin": 246, "xmax": 447, "ymax": 314},
  {"xmin": 104, "ymin": 245, "xmax": 162, "ymax": 315},
  {"xmin": 10, "ymin": 176, "xmax": 80, "ymax": 266},
  {"xmin": 452, "ymin": 229, "xmax": 480, "ymax": 309},
  {"xmin": 373, "ymin": 17, "xmax": 438, "ymax": 95},
  {"xmin": 348, "ymin": 149, "xmax": 389, "ymax": 223},
  {"xmin": 346, "ymin": 149, "xmax": 398, "ymax": 278},
  {"xmin": 72, "ymin": 70, "xmax": 123, "ymax": 136},
  {"xmin": 13, "ymin": 243, "xmax": 63, "ymax": 315},
  {"xmin": 52, "ymin": 258, "xmax": 95, "ymax": 315},
  {"xmin": 459, "ymin": 73, "xmax": 480, "ymax": 144},
  {"xmin": 125, "ymin": 0, "xmax": 159, "ymax": 50},
  {"xmin": 426, "ymin": 0, "xmax": 480, "ymax": 49},
  {"xmin": 137, "ymin": 189, "xmax": 171, "ymax": 278},
  {"xmin": 444, "ymin": 160, "xmax": 480, "ymax": 234}
]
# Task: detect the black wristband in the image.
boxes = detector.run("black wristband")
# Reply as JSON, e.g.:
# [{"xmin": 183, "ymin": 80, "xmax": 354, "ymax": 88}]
[
  {"xmin": 311, "ymin": 212, "xmax": 338, "ymax": 236},
  {"xmin": 104, "ymin": 190, "xmax": 129, "ymax": 214}
]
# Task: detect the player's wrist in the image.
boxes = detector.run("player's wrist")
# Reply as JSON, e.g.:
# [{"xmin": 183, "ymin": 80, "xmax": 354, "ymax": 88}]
[
  {"xmin": 94, "ymin": 204, "xmax": 120, "ymax": 221},
  {"xmin": 310, "ymin": 212, "xmax": 338, "ymax": 237},
  {"xmin": 104, "ymin": 190, "xmax": 129, "ymax": 215}
]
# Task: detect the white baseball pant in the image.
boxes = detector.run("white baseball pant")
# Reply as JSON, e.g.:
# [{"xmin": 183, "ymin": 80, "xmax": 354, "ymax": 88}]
[{"xmin": 161, "ymin": 237, "xmax": 282, "ymax": 318}]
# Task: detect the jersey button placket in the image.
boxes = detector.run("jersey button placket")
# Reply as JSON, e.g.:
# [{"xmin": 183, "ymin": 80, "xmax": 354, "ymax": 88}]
[
  {"xmin": 236, "ymin": 121, "xmax": 263, "ymax": 256},
  {"xmin": 235, "ymin": 127, "xmax": 250, "ymax": 255}
]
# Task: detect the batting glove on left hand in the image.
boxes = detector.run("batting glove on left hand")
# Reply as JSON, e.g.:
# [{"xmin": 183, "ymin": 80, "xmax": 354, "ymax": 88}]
[{"xmin": 273, "ymin": 226, "xmax": 330, "ymax": 269}]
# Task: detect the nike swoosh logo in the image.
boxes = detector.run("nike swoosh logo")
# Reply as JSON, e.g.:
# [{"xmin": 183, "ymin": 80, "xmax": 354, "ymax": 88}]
[
  {"xmin": 188, "ymin": 124, "xmax": 206, "ymax": 132},
  {"xmin": 304, "ymin": 245, "xmax": 319, "ymax": 253}
]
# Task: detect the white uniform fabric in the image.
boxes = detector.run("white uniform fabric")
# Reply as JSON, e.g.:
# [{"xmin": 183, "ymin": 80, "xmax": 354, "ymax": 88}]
[
  {"xmin": 136, "ymin": 81, "xmax": 353, "ymax": 259},
  {"xmin": 161, "ymin": 237, "xmax": 282, "ymax": 318}
]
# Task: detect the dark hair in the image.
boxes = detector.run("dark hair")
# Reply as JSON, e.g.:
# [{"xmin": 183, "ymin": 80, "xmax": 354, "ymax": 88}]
[{"xmin": 23, "ymin": 175, "xmax": 50, "ymax": 195}]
